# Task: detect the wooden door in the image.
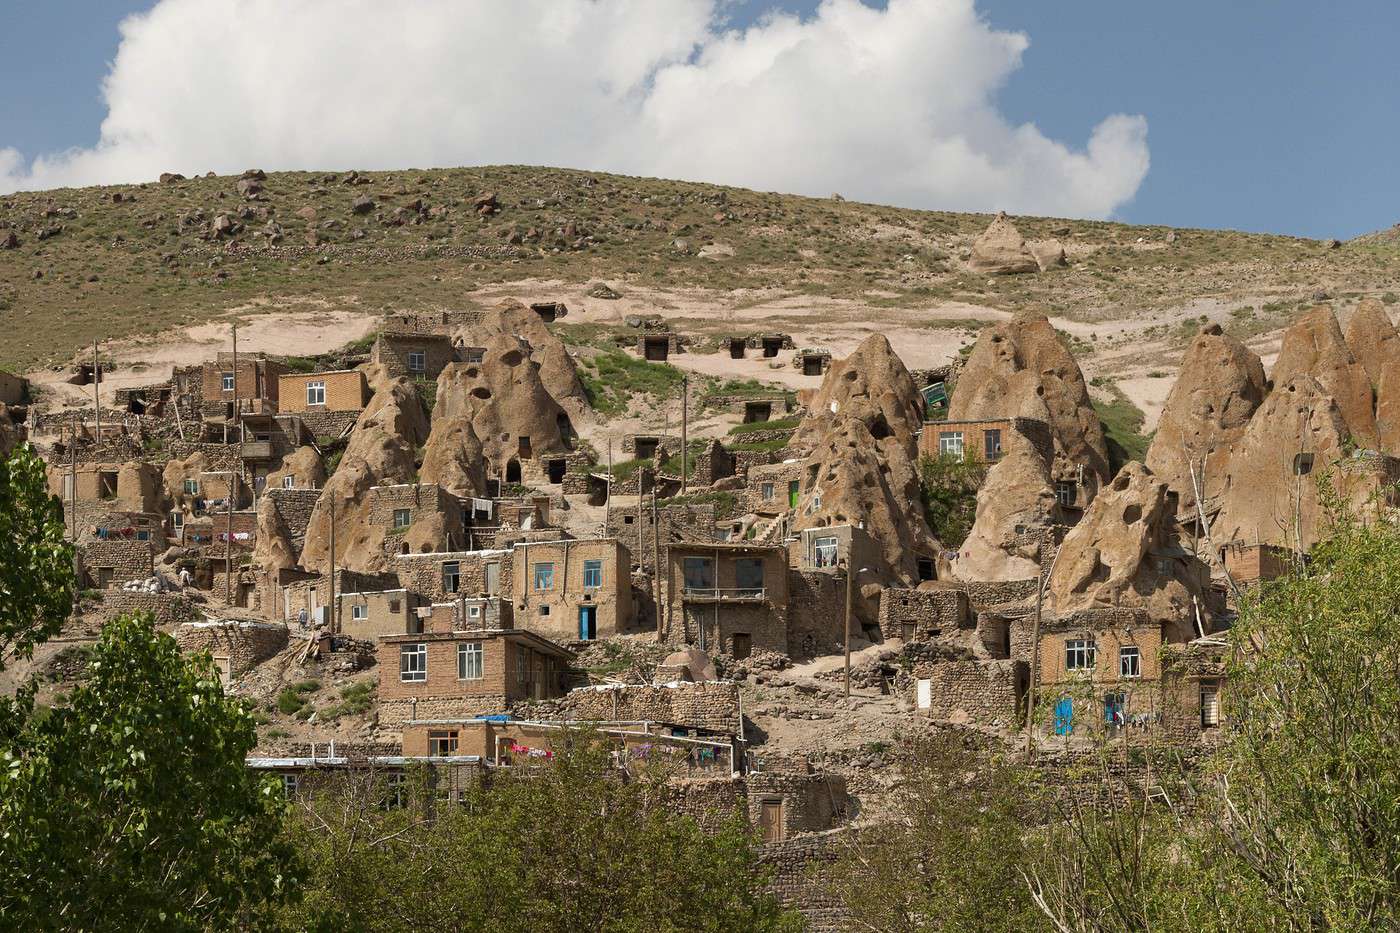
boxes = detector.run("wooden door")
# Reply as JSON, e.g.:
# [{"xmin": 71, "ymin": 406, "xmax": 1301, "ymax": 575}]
[{"xmin": 758, "ymin": 800, "xmax": 784, "ymax": 843}]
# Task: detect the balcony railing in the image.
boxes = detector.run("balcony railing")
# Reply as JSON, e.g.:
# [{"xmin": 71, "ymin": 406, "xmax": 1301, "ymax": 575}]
[
  {"xmin": 681, "ymin": 586, "xmax": 766, "ymax": 602},
  {"xmin": 240, "ymin": 440, "xmax": 273, "ymax": 459}
]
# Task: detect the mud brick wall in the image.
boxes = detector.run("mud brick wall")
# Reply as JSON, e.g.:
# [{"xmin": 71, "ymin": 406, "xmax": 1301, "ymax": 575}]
[
  {"xmin": 533, "ymin": 682, "xmax": 742, "ymax": 734},
  {"xmin": 372, "ymin": 333, "xmax": 456, "ymax": 379},
  {"xmin": 785, "ymin": 571, "xmax": 845, "ymax": 661},
  {"xmin": 263, "ymin": 488, "xmax": 320, "ymax": 548},
  {"xmin": 99, "ymin": 592, "xmax": 200, "ymax": 627},
  {"xmin": 175, "ymin": 621, "xmax": 288, "ymax": 676},
  {"xmin": 912, "ymin": 658, "xmax": 1026, "ymax": 727},
  {"xmin": 760, "ymin": 831, "xmax": 850, "ymax": 933},
  {"xmin": 393, "ymin": 550, "xmax": 513, "ymax": 602},
  {"xmin": 876, "ymin": 587, "xmax": 971, "ymax": 641},
  {"xmin": 961, "ymin": 578, "xmax": 1039, "ymax": 613},
  {"xmin": 653, "ymin": 777, "xmax": 747, "ymax": 832},
  {"xmin": 79, "ymin": 539, "xmax": 156, "ymax": 587},
  {"xmin": 379, "ymin": 694, "xmax": 508, "ymax": 728},
  {"xmin": 298, "ymin": 409, "xmax": 360, "ymax": 439},
  {"xmin": 605, "ymin": 504, "xmax": 719, "ymax": 571}
]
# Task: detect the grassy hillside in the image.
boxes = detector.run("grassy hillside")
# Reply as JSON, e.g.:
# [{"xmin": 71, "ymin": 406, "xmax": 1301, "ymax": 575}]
[{"xmin": 1, "ymin": 164, "xmax": 1397, "ymax": 372}]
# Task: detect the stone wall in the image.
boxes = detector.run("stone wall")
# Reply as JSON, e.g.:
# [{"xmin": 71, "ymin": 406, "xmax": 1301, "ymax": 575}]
[
  {"xmin": 785, "ymin": 570, "xmax": 846, "ymax": 661},
  {"xmin": 961, "ymin": 578, "xmax": 1039, "ymax": 613},
  {"xmin": 393, "ymin": 549, "xmax": 513, "ymax": 603},
  {"xmin": 759, "ymin": 830, "xmax": 849, "ymax": 933},
  {"xmin": 877, "ymin": 587, "xmax": 971, "ymax": 641},
  {"xmin": 525, "ymin": 681, "xmax": 742, "ymax": 735},
  {"xmin": 748, "ymin": 769, "xmax": 849, "ymax": 836},
  {"xmin": 99, "ymin": 591, "xmax": 201, "ymax": 627},
  {"xmin": 78, "ymin": 539, "xmax": 156, "ymax": 587},
  {"xmin": 912, "ymin": 658, "xmax": 1026, "ymax": 727},
  {"xmin": 175, "ymin": 620, "xmax": 288, "ymax": 677},
  {"xmin": 298, "ymin": 409, "xmax": 361, "ymax": 439},
  {"xmin": 604, "ymin": 504, "xmax": 719, "ymax": 571},
  {"xmin": 263, "ymin": 487, "xmax": 320, "ymax": 550},
  {"xmin": 379, "ymin": 694, "xmax": 508, "ymax": 728}
]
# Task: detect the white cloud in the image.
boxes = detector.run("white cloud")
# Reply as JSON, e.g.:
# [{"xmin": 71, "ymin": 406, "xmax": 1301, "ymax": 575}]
[{"xmin": 0, "ymin": 0, "xmax": 1148, "ymax": 218}]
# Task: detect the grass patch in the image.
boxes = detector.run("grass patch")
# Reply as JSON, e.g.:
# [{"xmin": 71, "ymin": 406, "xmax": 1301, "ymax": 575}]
[
  {"xmin": 275, "ymin": 679, "xmax": 321, "ymax": 717},
  {"xmin": 322, "ymin": 681, "xmax": 376, "ymax": 720},
  {"xmin": 580, "ymin": 351, "xmax": 685, "ymax": 417},
  {"xmin": 656, "ymin": 490, "xmax": 739, "ymax": 519},
  {"xmin": 728, "ymin": 417, "xmax": 800, "ymax": 435},
  {"xmin": 1093, "ymin": 384, "xmax": 1151, "ymax": 473}
]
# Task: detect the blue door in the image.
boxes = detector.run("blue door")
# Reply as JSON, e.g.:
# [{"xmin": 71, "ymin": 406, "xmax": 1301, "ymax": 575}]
[
  {"xmin": 1104, "ymin": 692, "xmax": 1124, "ymax": 726},
  {"xmin": 578, "ymin": 606, "xmax": 597, "ymax": 641},
  {"xmin": 1053, "ymin": 697, "xmax": 1073, "ymax": 735}
]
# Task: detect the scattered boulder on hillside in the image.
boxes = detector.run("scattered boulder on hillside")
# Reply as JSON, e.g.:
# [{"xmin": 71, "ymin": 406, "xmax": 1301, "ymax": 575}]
[
  {"xmin": 351, "ymin": 195, "xmax": 375, "ymax": 215},
  {"xmin": 1046, "ymin": 462, "xmax": 1209, "ymax": 638},
  {"xmin": 296, "ymin": 205, "xmax": 317, "ymax": 223},
  {"xmin": 1343, "ymin": 298, "xmax": 1400, "ymax": 386},
  {"xmin": 236, "ymin": 177, "xmax": 263, "ymax": 197},
  {"xmin": 1271, "ymin": 305, "xmax": 1375, "ymax": 443},
  {"xmin": 1145, "ymin": 323, "xmax": 1267, "ymax": 512},
  {"xmin": 1, "ymin": 231, "xmax": 18, "ymax": 249},
  {"xmin": 1030, "ymin": 240, "xmax": 1067, "ymax": 271},
  {"xmin": 954, "ymin": 442, "xmax": 1060, "ymax": 582},
  {"xmin": 158, "ymin": 172, "xmax": 185, "ymax": 184},
  {"xmin": 586, "ymin": 282, "xmax": 621, "ymax": 300},
  {"xmin": 240, "ymin": 169, "xmax": 266, "ymax": 180},
  {"xmin": 473, "ymin": 192, "xmax": 500, "ymax": 215},
  {"xmin": 950, "ymin": 312, "xmax": 1111, "ymax": 503},
  {"xmin": 1211, "ymin": 375, "xmax": 1350, "ymax": 553},
  {"xmin": 301, "ymin": 372, "xmax": 430, "ymax": 573},
  {"xmin": 968, "ymin": 212, "xmax": 1039, "ymax": 275}
]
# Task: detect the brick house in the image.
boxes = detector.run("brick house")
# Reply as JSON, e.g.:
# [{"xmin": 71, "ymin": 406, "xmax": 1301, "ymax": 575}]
[
  {"xmin": 1033, "ymin": 608, "xmax": 1166, "ymax": 737},
  {"xmin": 371, "ymin": 331, "xmax": 457, "ymax": 379},
  {"xmin": 337, "ymin": 588, "xmax": 420, "ymax": 640},
  {"xmin": 378, "ymin": 621, "xmax": 573, "ymax": 726},
  {"xmin": 659, "ymin": 542, "xmax": 789, "ymax": 660},
  {"xmin": 512, "ymin": 538, "xmax": 634, "ymax": 642},
  {"xmin": 394, "ymin": 549, "xmax": 512, "ymax": 604},
  {"xmin": 918, "ymin": 416, "xmax": 1054, "ymax": 467},
  {"xmin": 1222, "ymin": 542, "xmax": 1291, "ymax": 585},
  {"xmin": 277, "ymin": 370, "xmax": 369, "ymax": 414},
  {"xmin": 200, "ymin": 354, "xmax": 286, "ymax": 411}
]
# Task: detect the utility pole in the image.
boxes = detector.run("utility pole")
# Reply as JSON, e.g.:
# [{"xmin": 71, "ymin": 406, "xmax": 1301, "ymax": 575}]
[
  {"xmin": 328, "ymin": 499, "xmax": 337, "ymax": 636},
  {"xmin": 224, "ymin": 473, "xmax": 233, "ymax": 605},
  {"xmin": 651, "ymin": 483, "xmax": 660, "ymax": 633},
  {"xmin": 68, "ymin": 412, "xmax": 77, "ymax": 540},
  {"xmin": 680, "ymin": 374, "xmax": 689, "ymax": 495},
  {"xmin": 843, "ymin": 560, "xmax": 854, "ymax": 701},
  {"xmin": 1024, "ymin": 546, "xmax": 1065, "ymax": 757},
  {"xmin": 92, "ymin": 340, "xmax": 100, "ymax": 444}
]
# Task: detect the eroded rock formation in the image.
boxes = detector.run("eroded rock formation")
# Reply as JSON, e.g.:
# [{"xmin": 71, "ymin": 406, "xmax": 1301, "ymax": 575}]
[
  {"xmin": 968, "ymin": 212, "xmax": 1039, "ymax": 275},
  {"xmin": 955, "ymin": 442, "xmax": 1060, "ymax": 582},
  {"xmin": 1271, "ymin": 305, "xmax": 1375, "ymax": 443}
]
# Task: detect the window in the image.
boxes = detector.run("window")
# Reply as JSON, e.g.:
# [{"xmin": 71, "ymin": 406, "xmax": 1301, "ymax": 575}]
[
  {"xmin": 761, "ymin": 482, "xmax": 775, "ymax": 501},
  {"xmin": 442, "ymin": 561, "xmax": 460, "ymax": 594},
  {"xmin": 400, "ymin": 643, "xmax": 427, "ymax": 682},
  {"xmin": 517, "ymin": 645, "xmax": 528, "ymax": 685},
  {"xmin": 1055, "ymin": 481, "xmax": 1077, "ymax": 507},
  {"xmin": 1119, "ymin": 646, "xmax": 1141, "ymax": 678},
  {"xmin": 984, "ymin": 429, "xmax": 1002, "ymax": 460},
  {"xmin": 306, "ymin": 380, "xmax": 326, "ymax": 406},
  {"xmin": 458, "ymin": 642, "xmax": 483, "ymax": 680},
  {"xmin": 383, "ymin": 772, "xmax": 406, "ymax": 809},
  {"xmin": 1200, "ymin": 681, "xmax": 1220, "ymax": 728},
  {"xmin": 351, "ymin": 603, "xmax": 367, "ymax": 622},
  {"xmin": 136, "ymin": 530, "xmax": 150, "ymax": 541},
  {"xmin": 1292, "ymin": 452, "xmax": 1314, "ymax": 476},
  {"xmin": 393, "ymin": 508, "xmax": 411, "ymax": 529},
  {"xmin": 183, "ymin": 478, "xmax": 199, "ymax": 496},
  {"xmin": 683, "ymin": 556, "xmax": 714, "ymax": 590},
  {"xmin": 407, "ymin": 350, "xmax": 426, "ymax": 373},
  {"xmin": 429, "ymin": 730, "xmax": 459, "ymax": 756},
  {"xmin": 583, "ymin": 559, "xmax": 603, "ymax": 589},
  {"xmin": 467, "ymin": 604, "xmax": 481, "ymax": 620},
  {"xmin": 539, "ymin": 605, "xmax": 550, "ymax": 616},
  {"xmin": 281, "ymin": 773, "xmax": 299, "ymax": 799},
  {"xmin": 533, "ymin": 562, "xmax": 555, "ymax": 591},
  {"xmin": 388, "ymin": 598, "xmax": 401, "ymax": 613},
  {"xmin": 938, "ymin": 431, "xmax": 965, "ymax": 460},
  {"xmin": 282, "ymin": 475, "xmax": 295, "ymax": 489},
  {"xmin": 736, "ymin": 558, "xmax": 765, "ymax": 595},
  {"xmin": 221, "ymin": 372, "xmax": 234, "ymax": 392},
  {"xmin": 1065, "ymin": 639, "xmax": 1097, "ymax": 671},
  {"xmin": 812, "ymin": 535, "xmax": 838, "ymax": 568},
  {"xmin": 170, "ymin": 511, "xmax": 184, "ymax": 529}
]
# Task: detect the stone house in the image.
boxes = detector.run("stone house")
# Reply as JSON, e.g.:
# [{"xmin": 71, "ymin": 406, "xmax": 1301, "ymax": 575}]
[
  {"xmin": 787, "ymin": 524, "xmax": 882, "ymax": 574},
  {"xmin": 377, "ymin": 621, "xmax": 573, "ymax": 726},
  {"xmin": 200, "ymin": 354, "xmax": 286, "ymax": 413},
  {"xmin": 277, "ymin": 370, "xmax": 369, "ymax": 415},
  {"xmin": 745, "ymin": 460, "xmax": 806, "ymax": 515},
  {"xmin": 272, "ymin": 568, "xmax": 401, "ymax": 627},
  {"xmin": 794, "ymin": 349, "xmax": 832, "ymax": 376},
  {"xmin": 370, "ymin": 483, "xmax": 467, "ymax": 556},
  {"xmin": 336, "ymin": 588, "xmax": 420, "ymax": 640},
  {"xmin": 394, "ymin": 549, "xmax": 512, "ymax": 604},
  {"xmin": 1160, "ymin": 640, "xmax": 1228, "ymax": 744},
  {"xmin": 1222, "ymin": 542, "xmax": 1291, "ymax": 585},
  {"xmin": 175, "ymin": 619, "xmax": 288, "ymax": 685},
  {"xmin": 876, "ymin": 587, "xmax": 972, "ymax": 643},
  {"xmin": 372, "ymin": 331, "xmax": 457, "ymax": 379},
  {"xmin": 512, "ymin": 538, "xmax": 635, "ymax": 642},
  {"xmin": 659, "ymin": 542, "xmax": 790, "ymax": 660},
  {"xmin": 78, "ymin": 538, "xmax": 157, "ymax": 588}
]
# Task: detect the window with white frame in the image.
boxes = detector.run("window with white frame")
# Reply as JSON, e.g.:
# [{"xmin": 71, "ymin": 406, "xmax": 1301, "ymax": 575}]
[
  {"xmin": 170, "ymin": 511, "xmax": 184, "ymax": 529},
  {"xmin": 351, "ymin": 603, "xmax": 367, "ymax": 622},
  {"xmin": 400, "ymin": 643, "xmax": 427, "ymax": 682},
  {"xmin": 812, "ymin": 535, "xmax": 839, "ymax": 568},
  {"xmin": 467, "ymin": 604, "xmax": 481, "ymax": 620},
  {"xmin": 221, "ymin": 372, "xmax": 234, "ymax": 392},
  {"xmin": 1065, "ymin": 639, "xmax": 1097, "ymax": 672},
  {"xmin": 281, "ymin": 773, "xmax": 299, "ymax": 799},
  {"xmin": 1055, "ymin": 481, "xmax": 1077, "ymax": 507},
  {"xmin": 938, "ymin": 431, "xmax": 965, "ymax": 460},
  {"xmin": 442, "ymin": 561, "xmax": 460, "ymax": 594},
  {"xmin": 407, "ymin": 351, "xmax": 426, "ymax": 373},
  {"xmin": 393, "ymin": 508, "xmax": 411, "ymax": 529},
  {"xmin": 183, "ymin": 478, "xmax": 199, "ymax": 496},
  {"xmin": 582, "ymin": 559, "xmax": 603, "ymax": 589},
  {"xmin": 1119, "ymin": 646, "xmax": 1141, "ymax": 678},
  {"xmin": 282, "ymin": 475, "xmax": 295, "ymax": 489},
  {"xmin": 458, "ymin": 642, "xmax": 483, "ymax": 680},
  {"xmin": 761, "ymin": 482, "xmax": 775, "ymax": 501},
  {"xmin": 306, "ymin": 380, "xmax": 326, "ymax": 406},
  {"xmin": 533, "ymin": 562, "xmax": 555, "ymax": 590}
]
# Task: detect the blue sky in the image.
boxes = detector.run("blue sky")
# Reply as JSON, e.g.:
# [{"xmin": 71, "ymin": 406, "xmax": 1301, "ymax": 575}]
[{"xmin": 2, "ymin": 0, "xmax": 1396, "ymax": 238}]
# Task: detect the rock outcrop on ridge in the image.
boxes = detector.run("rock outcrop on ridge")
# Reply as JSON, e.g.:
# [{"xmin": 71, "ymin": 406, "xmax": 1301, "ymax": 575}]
[
  {"xmin": 788, "ymin": 335, "xmax": 941, "ymax": 590},
  {"xmin": 1343, "ymin": 298, "xmax": 1399, "ymax": 386},
  {"xmin": 1271, "ymin": 305, "xmax": 1376, "ymax": 444},
  {"xmin": 300, "ymin": 370, "xmax": 429, "ymax": 573},
  {"xmin": 950, "ymin": 312, "xmax": 1111, "ymax": 503},
  {"xmin": 1144, "ymin": 323, "xmax": 1267, "ymax": 512},
  {"xmin": 1046, "ymin": 462, "xmax": 1209, "ymax": 639},
  {"xmin": 968, "ymin": 212, "xmax": 1039, "ymax": 275}
]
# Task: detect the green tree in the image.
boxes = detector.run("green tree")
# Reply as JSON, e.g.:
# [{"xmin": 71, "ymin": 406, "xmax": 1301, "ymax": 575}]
[
  {"xmin": 0, "ymin": 442, "xmax": 74, "ymax": 673},
  {"xmin": 826, "ymin": 735, "xmax": 1049, "ymax": 932},
  {"xmin": 0, "ymin": 613, "xmax": 299, "ymax": 929},
  {"xmin": 282, "ymin": 733, "xmax": 800, "ymax": 932},
  {"xmin": 917, "ymin": 454, "xmax": 985, "ymax": 546}
]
